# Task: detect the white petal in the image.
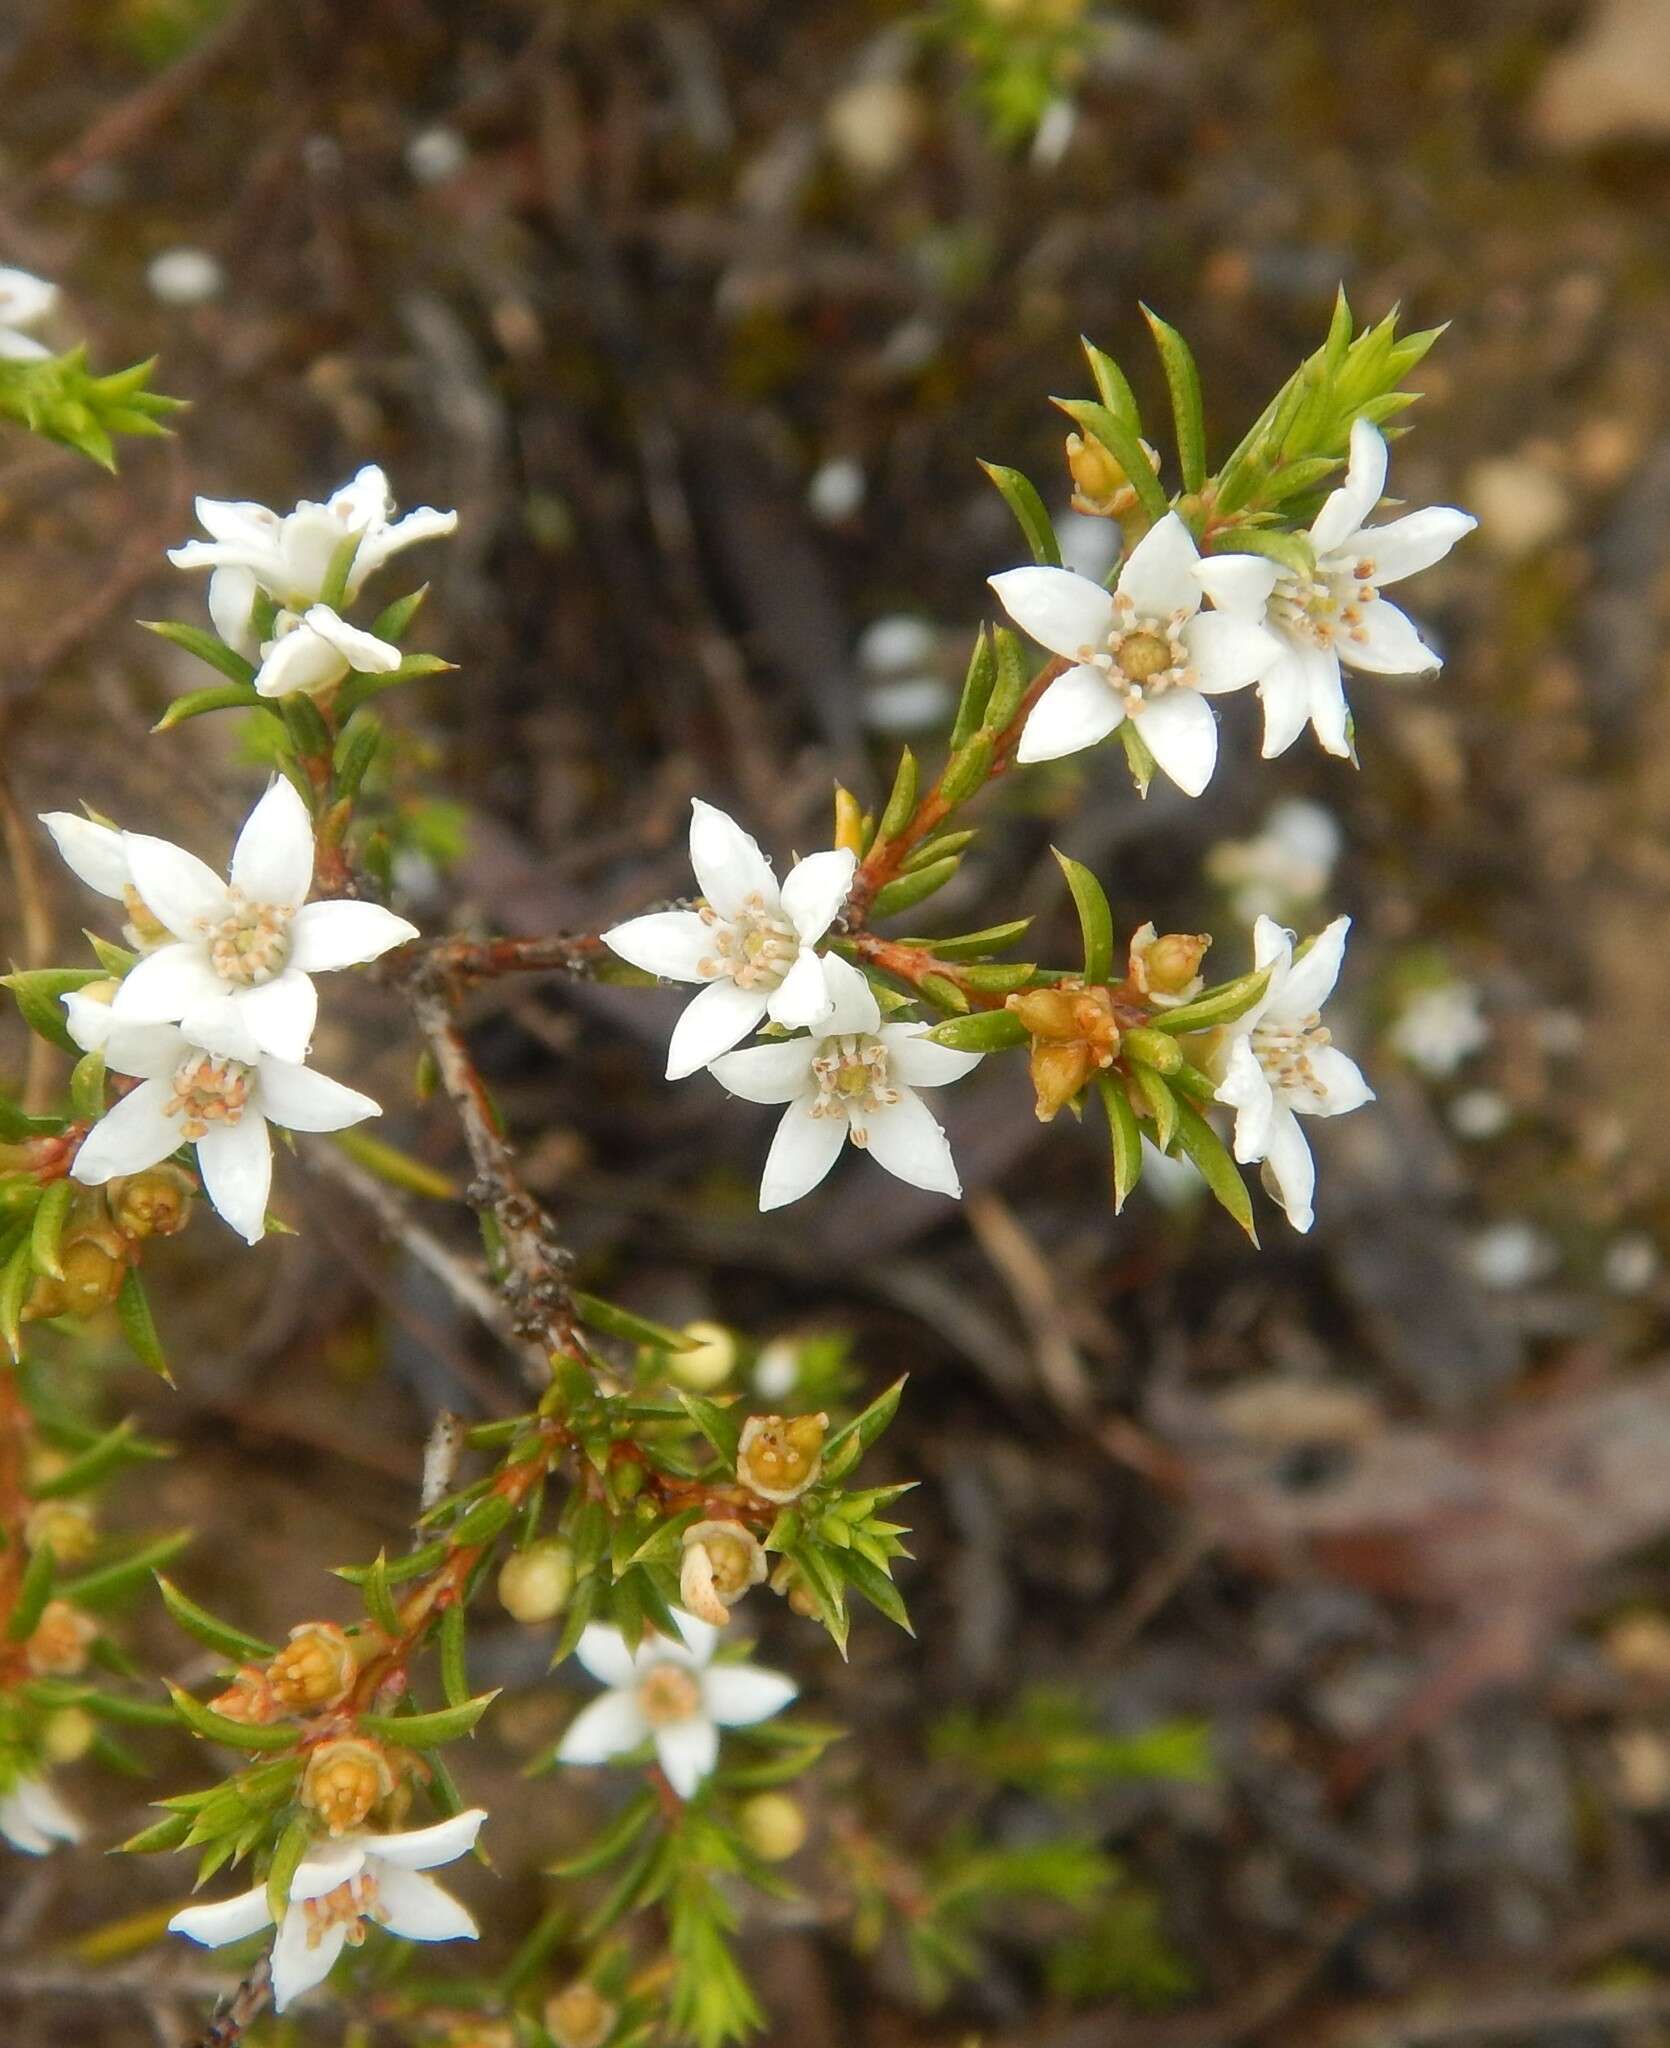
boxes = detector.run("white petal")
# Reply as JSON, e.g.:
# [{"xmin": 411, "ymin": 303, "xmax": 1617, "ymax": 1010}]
[
  {"xmin": 1302, "ymin": 1045, "xmax": 1375, "ymax": 1118},
  {"xmin": 279, "ymin": 509, "xmax": 351, "ymax": 605},
  {"xmin": 1014, "ymin": 665, "xmax": 1122, "ymax": 765},
  {"xmin": 1341, "ymin": 597, "xmax": 1438, "ymax": 677},
  {"xmin": 1310, "ymin": 419, "xmax": 1388, "ymax": 556},
  {"xmin": 988, "ymin": 566, "xmax": 1117, "ymax": 662},
  {"xmin": 255, "ymin": 1059, "xmax": 380, "ymax": 1132},
  {"xmin": 253, "ymin": 624, "xmax": 345, "ymax": 699},
  {"xmin": 1254, "ymin": 648, "xmax": 1317, "ymax": 759},
  {"xmin": 1117, "ymin": 512, "xmax": 1204, "ymax": 620},
  {"xmin": 207, "ymin": 567, "xmax": 261, "ymax": 659},
  {"xmin": 1193, "ymin": 551, "xmax": 1280, "ymax": 614},
  {"xmin": 688, "ymin": 800, "xmax": 778, "ymax": 920},
  {"xmin": 122, "ymin": 835, "xmax": 231, "ymax": 939},
  {"xmin": 602, "ymin": 910, "xmax": 713, "ymax": 983},
  {"xmin": 71, "ymin": 1079, "xmax": 183, "ymax": 1183},
  {"xmin": 860, "ymin": 1087, "xmax": 962, "ymax": 1197},
  {"xmin": 371, "ymin": 1809, "xmax": 488, "ymax": 1870},
  {"xmin": 667, "ymin": 1609, "xmax": 721, "ymax": 1663},
  {"xmin": 288, "ymin": 899, "xmax": 418, "ymax": 972},
  {"xmin": 1303, "ymin": 646, "xmax": 1352, "ymax": 756},
  {"xmin": 1357, "ymin": 506, "xmax": 1476, "ymax": 584},
  {"xmin": 327, "ymin": 465, "xmax": 393, "ymax": 529},
  {"xmin": 1217, "ymin": 1038, "xmax": 1277, "ymax": 1163},
  {"xmin": 667, "ymin": 981, "xmax": 772, "ymax": 1081},
  {"xmin": 99, "ymin": 1021, "xmax": 192, "ymax": 1080},
  {"xmin": 1262, "ymin": 1106, "xmax": 1317, "ymax": 1233},
  {"xmin": 713, "ymin": 1040, "xmax": 823, "ymax": 1105},
  {"xmin": 655, "ymin": 1716, "xmax": 720, "ymax": 1800},
  {"xmin": 111, "ymin": 942, "xmax": 226, "ymax": 1023},
  {"xmin": 765, "ymin": 946, "xmax": 834, "ymax": 1031},
  {"xmin": 229, "ymin": 781, "xmax": 315, "ymax": 905},
  {"xmin": 559, "ymin": 1690, "xmax": 650, "ymax": 1765},
  {"xmin": 291, "ymin": 1835, "xmax": 367, "ymax": 1902},
  {"xmin": 195, "ymin": 496, "xmax": 281, "ymax": 546},
  {"xmin": 298, "ymin": 604, "xmax": 403, "ymax": 674},
  {"xmin": 168, "ymin": 1887, "xmax": 274, "ymax": 1947},
  {"xmin": 0, "ymin": 1795, "xmax": 53, "ymax": 1856},
  {"xmin": 349, "ymin": 507, "xmax": 459, "ymax": 592},
  {"xmin": 819, "ymin": 952, "xmax": 881, "ymax": 1035},
  {"xmin": 176, "ymin": 995, "xmax": 264, "ymax": 1065},
  {"xmin": 1181, "ymin": 612, "xmax": 1279, "ymax": 695},
  {"xmin": 880, "ymin": 1022, "xmax": 982, "ymax": 1089},
  {"xmin": 370, "ymin": 1865, "xmax": 478, "ymax": 1942},
  {"xmin": 225, "ymin": 972, "xmax": 318, "ymax": 1063},
  {"xmin": 62, "ymin": 991, "xmax": 113, "ymax": 1054},
  {"xmin": 0, "ymin": 329, "xmax": 51, "ymax": 361},
  {"xmin": 1251, "ymin": 914, "xmax": 1295, "ymax": 977},
  {"xmin": 9, "ymin": 1778, "xmax": 82, "ymax": 1850},
  {"xmin": 703, "ymin": 1664, "xmax": 798, "ymax": 1727},
  {"xmin": 196, "ymin": 1117, "xmax": 273, "ymax": 1244},
  {"xmin": 779, "ymin": 848, "xmax": 857, "ymax": 943},
  {"xmin": 40, "ymin": 813, "xmax": 130, "ymax": 899},
  {"xmin": 271, "ymin": 1910, "xmax": 345, "ymax": 2013},
  {"xmin": 575, "ymin": 1624, "xmax": 639, "ymax": 1689},
  {"xmin": 1274, "ymin": 915, "xmax": 1352, "ymax": 1019},
  {"xmin": 759, "ymin": 1100, "xmax": 847, "ymax": 1210},
  {"xmin": 1130, "ymin": 689, "xmax": 1219, "ymax": 798},
  {"xmin": 0, "ymin": 267, "xmax": 58, "ymax": 328},
  {"xmin": 168, "ymin": 538, "xmax": 264, "ymax": 575}
]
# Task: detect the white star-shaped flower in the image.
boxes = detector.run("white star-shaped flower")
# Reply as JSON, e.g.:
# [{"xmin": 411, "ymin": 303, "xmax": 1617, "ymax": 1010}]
[
  {"xmin": 88, "ymin": 779, "xmax": 416, "ymax": 1066},
  {"xmin": 250, "ymin": 603, "xmax": 403, "ymax": 701},
  {"xmin": 1213, "ymin": 915, "xmax": 1374, "ymax": 1233},
  {"xmin": 71, "ymin": 1020, "xmax": 379, "ymax": 1245},
  {"xmin": 989, "ymin": 512, "xmax": 1281, "ymax": 796},
  {"xmin": 708, "ymin": 954, "xmax": 981, "ymax": 1211},
  {"xmin": 168, "ymin": 465, "xmax": 457, "ymax": 661},
  {"xmin": 1, "ymin": 1774, "xmax": 83, "ymax": 1856},
  {"xmin": 604, "ymin": 800, "xmax": 857, "ymax": 1079},
  {"xmin": 557, "ymin": 1610, "xmax": 796, "ymax": 1800},
  {"xmin": 168, "ymin": 1809, "xmax": 485, "ymax": 2015},
  {"xmin": 1254, "ymin": 418, "xmax": 1477, "ymax": 758},
  {"xmin": 0, "ymin": 267, "xmax": 58, "ymax": 361}
]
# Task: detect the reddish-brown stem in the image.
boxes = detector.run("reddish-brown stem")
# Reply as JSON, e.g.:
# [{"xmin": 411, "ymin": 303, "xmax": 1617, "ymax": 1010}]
[
  {"xmin": 847, "ymin": 933, "xmax": 1010, "ymax": 1010},
  {"xmin": 396, "ymin": 931, "xmax": 608, "ymax": 984},
  {"xmin": 844, "ymin": 654, "xmax": 1067, "ymax": 927}
]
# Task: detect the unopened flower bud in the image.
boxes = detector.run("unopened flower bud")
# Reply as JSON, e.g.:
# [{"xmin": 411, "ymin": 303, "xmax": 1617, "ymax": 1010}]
[
  {"xmin": 544, "ymin": 1981, "xmax": 618, "ymax": 2048},
  {"xmin": 110, "ymin": 1165, "xmax": 195, "ymax": 1240},
  {"xmin": 26, "ymin": 1600, "xmax": 97, "ymax": 1677},
  {"xmin": 208, "ymin": 1665, "xmax": 281, "ymax": 1725},
  {"xmin": 738, "ymin": 1789, "xmax": 808, "ymax": 1862},
  {"xmin": 268, "ymin": 1621, "xmax": 359, "ymax": 1711},
  {"xmin": 668, "ymin": 1320, "xmax": 736, "ymax": 1391},
  {"xmin": 1007, "ymin": 982, "xmax": 1122, "ymax": 1121},
  {"xmin": 301, "ymin": 1736, "xmax": 396, "ymax": 1835},
  {"xmin": 770, "ymin": 1557, "xmax": 822, "ymax": 1619},
  {"xmin": 498, "ymin": 1539, "xmax": 575, "ymax": 1624},
  {"xmin": 42, "ymin": 1706, "xmax": 97, "ymax": 1765},
  {"xmin": 25, "ymin": 1500, "xmax": 97, "ymax": 1564},
  {"xmin": 679, "ymin": 1519, "xmax": 768, "ymax": 1626},
  {"xmin": 57, "ymin": 1236, "xmax": 128, "ymax": 1318},
  {"xmin": 737, "ymin": 1413, "xmax": 828, "ymax": 1504},
  {"xmin": 1128, "ymin": 921, "xmax": 1210, "ymax": 1006},
  {"xmin": 1066, "ymin": 429, "xmax": 1158, "ymax": 517}
]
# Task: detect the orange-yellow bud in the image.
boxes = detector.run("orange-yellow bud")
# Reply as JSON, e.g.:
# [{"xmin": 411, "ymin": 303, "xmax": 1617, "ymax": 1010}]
[
  {"xmin": 57, "ymin": 1236, "xmax": 128, "ymax": 1318},
  {"xmin": 26, "ymin": 1600, "xmax": 97, "ymax": 1678},
  {"xmin": 770, "ymin": 1557, "xmax": 822, "ymax": 1619},
  {"xmin": 301, "ymin": 1736, "xmax": 396, "ymax": 1835},
  {"xmin": 208, "ymin": 1665, "xmax": 281, "ymax": 1726},
  {"xmin": 1128, "ymin": 921, "xmax": 1210, "ymax": 1005},
  {"xmin": 1066, "ymin": 431, "xmax": 1128, "ymax": 507},
  {"xmin": 268, "ymin": 1622, "xmax": 359, "ymax": 1712},
  {"xmin": 1007, "ymin": 982, "xmax": 1122, "ymax": 1121},
  {"xmin": 737, "ymin": 1413, "xmax": 828, "ymax": 1504},
  {"xmin": 544, "ymin": 1982, "xmax": 619, "ymax": 2048}
]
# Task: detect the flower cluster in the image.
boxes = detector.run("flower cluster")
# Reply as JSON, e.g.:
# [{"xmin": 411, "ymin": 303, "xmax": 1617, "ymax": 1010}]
[{"xmin": 47, "ymin": 780, "xmax": 413, "ymax": 1243}]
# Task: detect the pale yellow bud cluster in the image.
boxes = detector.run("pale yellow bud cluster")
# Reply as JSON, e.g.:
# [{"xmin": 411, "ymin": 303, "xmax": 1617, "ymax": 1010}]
[
  {"xmin": 21, "ymin": 1168, "xmax": 195, "ymax": 1329},
  {"xmin": 737, "ymin": 1790, "xmax": 808, "ymax": 1862},
  {"xmin": 1127, "ymin": 921, "xmax": 1210, "ymax": 1009},
  {"xmin": 207, "ymin": 1664, "xmax": 280, "ymax": 1726},
  {"xmin": 1065, "ymin": 429, "xmax": 1160, "ymax": 519},
  {"xmin": 736, "ymin": 1413, "xmax": 828, "ymax": 1504},
  {"xmin": 678, "ymin": 1518, "xmax": 767, "ymax": 1626}
]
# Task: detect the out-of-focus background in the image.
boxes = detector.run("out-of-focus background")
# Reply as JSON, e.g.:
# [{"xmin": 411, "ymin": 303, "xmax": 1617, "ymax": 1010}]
[{"xmin": 9, "ymin": 0, "xmax": 1670, "ymax": 2042}]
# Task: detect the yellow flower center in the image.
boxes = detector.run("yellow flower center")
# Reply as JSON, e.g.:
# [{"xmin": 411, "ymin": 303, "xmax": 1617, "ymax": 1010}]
[
  {"xmin": 301, "ymin": 1873, "xmax": 382, "ymax": 1948},
  {"xmin": 810, "ymin": 1036, "xmax": 897, "ymax": 1127},
  {"xmin": 1252, "ymin": 1013, "xmax": 1333, "ymax": 1105},
  {"xmin": 165, "ymin": 1052, "xmax": 252, "ymax": 1142},
  {"xmin": 697, "ymin": 892, "xmax": 798, "ymax": 991},
  {"xmin": 636, "ymin": 1664, "xmax": 702, "ymax": 1728},
  {"xmin": 205, "ymin": 891, "xmax": 293, "ymax": 986}
]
